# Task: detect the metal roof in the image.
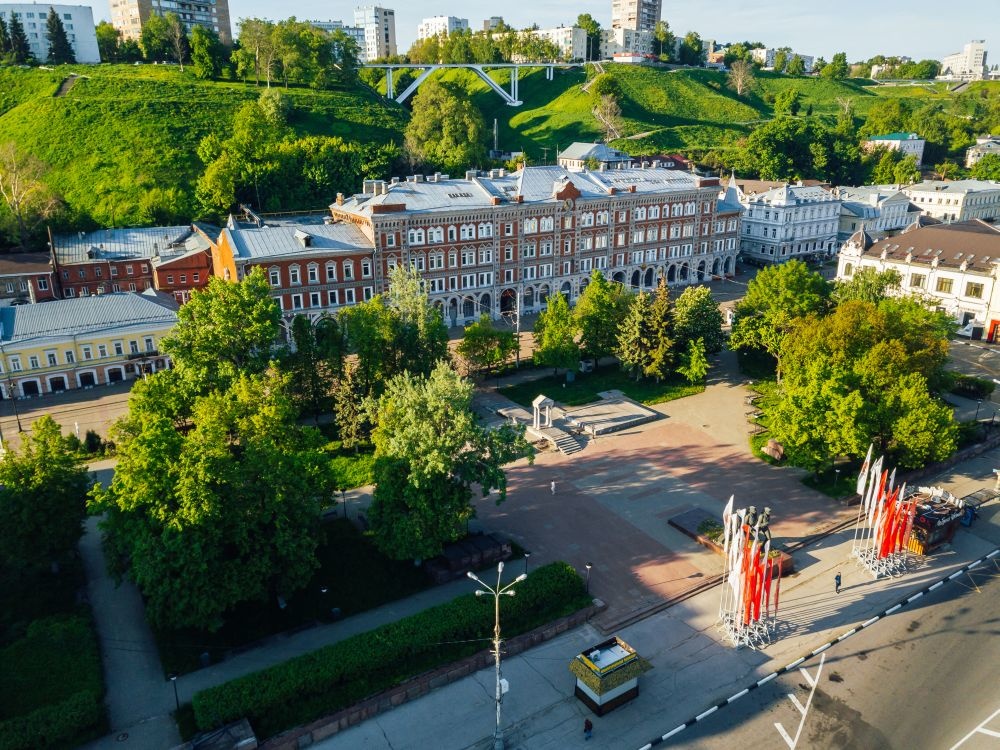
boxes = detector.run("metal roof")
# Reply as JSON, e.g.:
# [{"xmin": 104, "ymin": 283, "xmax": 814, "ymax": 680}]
[
  {"xmin": 0, "ymin": 291, "xmax": 178, "ymax": 345},
  {"xmin": 903, "ymin": 179, "xmax": 1000, "ymax": 195},
  {"xmin": 867, "ymin": 132, "xmax": 921, "ymax": 141},
  {"xmin": 224, "ymin": 221, "xmax": 373, "ymax": 261},
  {"xmin": 0, "ymin": 253, "xmax": 51, "ymax": 277},
  {"xmin": 52, "ymin": 226, "xmax": 195, "ymax": 264},
  {"xmin": 557, "ymin": 142, "xmax": 631, "ymax": 162},
  {"xmin": 861, "ymin": 220, "xmax": 1000, "ymax": 273}
]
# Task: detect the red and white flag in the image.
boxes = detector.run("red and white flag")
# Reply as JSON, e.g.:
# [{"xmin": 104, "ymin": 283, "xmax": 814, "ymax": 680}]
[{"xmin": 856, "ymin": 444, "xmax": 873, "ymax": 496}]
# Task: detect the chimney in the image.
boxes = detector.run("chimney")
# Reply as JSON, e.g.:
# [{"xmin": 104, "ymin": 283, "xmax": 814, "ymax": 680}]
[
  {"xmin": 491, "ymin": 197, "xmax": 502, "ymax": 205},
  {"xmin": 433, "ymin": 172, "xmax": 441, "ymax": 182},
  {"xmin": 515, "ymin": 195, "xmax": 524, "ymax": 203},
  {"xmin": 414, "ymin": 174, "xmax": 424, "ymax": 183},
  {"xmin": 391, "ymin": 176, "xmax": 400, "ymax": 184},
  {"xmin": 363, "ymin": 180, "xmax": 375, "ymax": 195},
  {"xmin": 336, "ymin": 193, "xmax": 345, "ymax": 206},
  {"xmin": 629, "ymin": 185, "xmax": 637, "ymax": 193},
  {"xmin": 466, "ymin": 170, "xmax": 478, "ymax": 180}
]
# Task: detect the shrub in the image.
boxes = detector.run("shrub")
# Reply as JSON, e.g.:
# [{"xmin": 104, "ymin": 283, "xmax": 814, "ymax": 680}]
[
  {"xmin": 83, "ymin": 430, "xmax": 103, "ymax": 454},
  {"xmin": 193, "ymin": 562, "xmax": 589, "ymax": 739},
  {"xmin": 949, "ymin": 373, "xmax": 995, "ymax": 401}
]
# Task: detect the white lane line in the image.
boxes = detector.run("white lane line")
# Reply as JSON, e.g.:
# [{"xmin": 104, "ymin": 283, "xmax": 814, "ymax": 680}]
[{"xmin": 949, "ymin": 706, "xmax": 1000, "ymax": 749}]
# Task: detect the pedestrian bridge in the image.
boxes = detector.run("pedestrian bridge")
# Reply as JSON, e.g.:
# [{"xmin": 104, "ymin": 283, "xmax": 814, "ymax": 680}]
[{"xmin": 362, "ymin": 62, "xmax": 585, "ymax": 106}]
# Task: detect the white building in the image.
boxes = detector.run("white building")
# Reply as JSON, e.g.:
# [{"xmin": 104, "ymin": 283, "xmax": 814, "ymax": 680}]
[
  {"xmin": 902, "ymin": 180, "xmax": 1000, "ymax": 223},
  {"xmin": 532, "ymin": 26, "xmax": 589, "ymax": 61},
  {"xmin": 750, "ymin": 47, "xmax": 815, "ymax": 73},
  {"xmin": 837, "ymin": 220, "xmax": 1000, "ymax": 334},
  {"xmin": 611, "ymin": 0, "xmax": 661, "ymax": 33},
  {"xmin": 557, "ymin": 143, "xmax": 633, "ymax": 171},
  {"xmin": 966, "ymin": 136, "xmax": 1000, "ymax": 168},
  {"xmin": 833, "ymin": 186, "xmax": 915, "ymax": 244},
  {"xmin": 940, "ymin": 40, "xmax": 988, "ymax": 80},
  {"xmin": 416, "ymin": 15, "xmax": 468, "ymax": 40},
  {"xmin": 601, "ymin": 27, "xmax": 654, "ymax": 59},
  {"xmin": 354, "ymin": 6, "xmax": 396, "ymax": 61},
  {"xmin": 0, "ymin": 4, "xmax": 99, "ymax": 63},
  {"xmin": 308, "ymin": 20, "xmax": 366, "ymax": 54},
  {"xmin": 863, "ymin": 132, "xmax": 926, "ymax": 166},
  {"xmin": 722, "ymin": 177, "xmax": 841, "ymax": 264}
]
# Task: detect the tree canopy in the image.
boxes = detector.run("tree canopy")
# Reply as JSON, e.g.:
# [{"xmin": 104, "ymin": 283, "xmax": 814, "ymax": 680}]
[
  {"xmin": 574, "ymin": 270, "xmax": 632, "ymax": 363},
  {"xmin": 456, "ymin": 315, "xmax": 517, "ymax": 378},
  {"xmin": 673, "ymin": 285, "xmax": 725, "ymax": 354},
  {"xmin": 533, "ymin": 292, "xmax": 579, "ymax": 373},
  {"xmin": 45, "ymin": 7, "xmax": 75, "ymax": 64},
  {"xmin": 403, "ymin": 79, "xmax": 487, "ymax": 173}
]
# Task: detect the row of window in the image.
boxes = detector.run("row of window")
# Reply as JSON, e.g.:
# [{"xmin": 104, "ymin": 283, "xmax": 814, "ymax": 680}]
[
  {"xmin": 63, "ymin": 282, "xmax": 146, "ymax": 297},
  {"xmin": 3, "ymin": 337, "xmax": 157, "ymax": 373},
  {"xmin": 164, "ymin": 272, "xmax": 200, "ymax": 285},
  {"xmin": 748, "ymin": 206, "xmax": 838, "ymax": 221},
  {"xmin": 62, "ymin": 263, "xmax": 148, "ymax": 281},
  {"xmin": 268, "ymin": 259, "xmax": 371, "ymax": 288},
  {"xmin": 745, "ymin": 223, "xmax": 837, "ymax": 239}
]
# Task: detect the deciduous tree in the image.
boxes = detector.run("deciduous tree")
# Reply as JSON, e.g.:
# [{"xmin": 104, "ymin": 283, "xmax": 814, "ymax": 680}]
[
  {"xmin": 190, "ymin": 26, "xmax": 226, "ymax": 79},
  {"xmin": 786, "ymin": 55, "xmax": 805, "ymax": 76},
  {"xmin": 533, "ymin": 292, "xmax": 579, "ymax": 374},
  {"xmin": 0, "ymin": 143, "xmax": 62, "ymax": 248},
  {"xmin": 677, "ymin": 338, "xmax": 709, "ymax": 384},
  {"xmin": 673, "ymin": 285, "xmax": 725, "ymax": 353},
  {"xmin": 456, "ymin": 315, "xmax": 517, "ymax": 379},
  {"xmin": 971, "ymin": 153, "xmax": 1000, "ymax": 180},
  {"xmin": 574, "ymin": 270, "xmax": 631, "ymax": 364},
  {"xmin": 727, "ymin": 59, "xmax": 754, "ymax": 96},
  {"xmin": 403, "ymin": 79, "xmax": 486, "ymax": 172}
]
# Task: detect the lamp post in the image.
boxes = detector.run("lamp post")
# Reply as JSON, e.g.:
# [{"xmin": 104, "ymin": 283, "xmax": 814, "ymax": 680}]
[
  {"xmin": 976, "ymin": 400, "xmax": 983, "ymax": 422},
  {"xmin": 834, "ymin": 468, "xmax": 841, "ymax": 490},
  {"xmin": 523, "ymin": 551, "xmax": 531, "ymax": 575},
  {"xmin": 467, "ymin": 562, "xmax": 527, "ymax": 750},
  {"xmin": 168, "ymin": 673, "xmax": 179, "ymax": 712},
  {"xmin": 585, "ymin": 562, "xmax": 593, "ymax": 595},
  {"xmin": 319, "ymin": 586, "xmax": 328, "ymax": 621}
]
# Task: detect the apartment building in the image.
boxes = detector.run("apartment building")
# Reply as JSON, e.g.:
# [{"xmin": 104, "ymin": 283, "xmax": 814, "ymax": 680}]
[
  {"xmin": 110, "ymin": 0, "xmax": 231, "ymax": 45},
  {"xmin": 966, "ymin": 136, "xmax": 1000, "ymax": 168},
  {"xmin": 416, "ymin": 15, "xmax": 467, "ymax": 40},
  {"xmin": 837, "ymin": 220, "xmax": 1000, "ymax": 335},
  {"xmin": 308, "ymin": 20, "xmax": 366, "ymax": 54},
  {"xmin": 532, "ymin": 26, "xmax": 589, "ymax": 61},
  {"xmin": 611, "ymin": 0, "xmax": 660, "ymax": 33},
  {"xmin": 50, "ymin": 225, "xmax": 215, "ymax": 303},
  {"xmin": 723, "ymin": 177, "xmax": 841, "ymax": 264},
  {"xmin": 354, "ymin": 6, "xmax": 396, "ymax": 61},
  {"xmin": 863, "ymin": 132, "xmax": 926, "ymax": 166},
  {"xmin": 750, "ymin": 47, "xmax": 816, "ymax": 72},
  {"xmin": 833, "ymin": 186, "xmax": 915, "ymax": 244},
  {"xmin": 902, "ymin": 180, "xmax": 1000, "ymax": 222},
  {"xmin": 0, "ymin": 291, "xmax": 177, "ymax": 397},
  {"xmin": 0, "ymin": 254, "xmax": 58, "ymax": 304},
  {"xmin": 940, "ymin": 40, "xmax": 988, "ymax": 80},
  {"xmin": 0, "ymin": 4, "xmax": 99, "ymax": 62}
]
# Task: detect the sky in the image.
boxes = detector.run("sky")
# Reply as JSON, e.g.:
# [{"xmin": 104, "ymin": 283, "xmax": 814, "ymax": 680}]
[{"xmin": 79, "ymin": 0, "xmax": 994, "ymax": 62}]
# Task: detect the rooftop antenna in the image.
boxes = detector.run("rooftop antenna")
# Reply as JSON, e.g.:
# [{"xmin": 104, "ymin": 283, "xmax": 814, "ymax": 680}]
[
  {"xmin": 494, "ymin": 118, "xmax": 498, "ymax": 153},
  {"xmin": 541, "ymin": 146, "xmax": 550, "ymax": 165}
]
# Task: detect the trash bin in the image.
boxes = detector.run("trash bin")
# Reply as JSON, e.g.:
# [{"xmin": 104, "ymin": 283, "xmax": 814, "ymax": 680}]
[{"xmin": 961, "ymin": 506, "xmax": 977, "ymax": 527}]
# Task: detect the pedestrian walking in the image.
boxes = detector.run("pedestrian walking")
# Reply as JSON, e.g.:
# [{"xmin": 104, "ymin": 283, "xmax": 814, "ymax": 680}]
[
  {"xmin": 584, "ymin": 718, "xmax": 593, "ymax": 740},
  {"xmin": 551, "ymin": 480, "xmax": 556, "ymax": 495},
  {"xmin": 834, "ymin": 572, "xmax": 842, "ymax": 594}
]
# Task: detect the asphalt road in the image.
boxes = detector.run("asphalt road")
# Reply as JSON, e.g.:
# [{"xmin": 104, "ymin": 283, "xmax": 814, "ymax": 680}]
[{"xmin": 672, "ymin": 563, "xmax": 1000, "ymax": 750}]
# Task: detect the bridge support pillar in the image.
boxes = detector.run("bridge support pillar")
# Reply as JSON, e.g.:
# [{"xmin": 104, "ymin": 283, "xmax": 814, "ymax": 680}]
[{"xmin": 386, "ymin": 68, "xmax": 394, "ymax": 99}]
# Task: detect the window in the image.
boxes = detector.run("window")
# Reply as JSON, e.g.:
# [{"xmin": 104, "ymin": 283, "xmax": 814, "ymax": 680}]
[
  {"xmin": 966, "ymin": 282, "xmax": 984, "ymax": 299},
  {"xmin": 82, "ymin": 346, "xmax": 92, "ymax": 360},
  {"xmin": 504, "ymin": 223, "xmax": 513, "ymax": 236},
  {"xmin": 596, "ymin": 211, "xmax": 609, "ymax": 225},
  {"xmin": 538, "ymin": 264, "xmax": 552, "ymax": 278},
  {"xmin": 635, "ymin": 207, "xmax": 647, "ymax": 220},
  {"xmin": 307, "ymin": 264, "xmax": 319, "ymax": 283},
  {"xmin": 523, "ymin": 218, "xmax": 537, "ymax": 234},
  {"xmin": 326, "ymin": 262, "xmax": 337, "ymax": 281},
  {"xmin": 167, "ymin": 274, "xmax": 175, "ymax": 284},
  {"xmin": 269, "ymin": 267, "xmax": 280, "ymax": 286},
  {"xmin": 429, "ymin": 227, "xmax": 444, "ymax": 243},
  {"xmin": 448, "ymin": 226, "xmax": 457, "ymax": 242},
  {"xmin": 462, "ymin": 250, "xmax": 477, "ymax": 266},
  {"xmin": 98, "ymin": 345, "xmax": 108, "ymax": 358},
  {"xmin": 343, "ymin": 262, "xmax": 354, "ymax": 280},
  {"xmin": 540, "ymin": 217, "xmax": 554, "ymax": 232},
  {"xmin": 429, "ymin": 278, "xmax": 446, "ymax": 293},
  {"xmin": 29, "ymin": 355, "xmax": 39, "ymax": 369},
  {"xmin": 563, "ymin": 216, "xmax": 573, "ymax": 229},
  {"xmin": 504, "ymin": 269, "xmax": 514, "ymax": 283},
  {"xmin": 649, "ymin": 206, "xmax": 660, "ymax": 220},
  {"xmin": 344, "ymin": 289, "xmax": 356, "ymax": 304},
  {"xmin": 460, "ymin": 224, "xmax": 476, "ymax": 240},
  {"xmin": 291, "ymin": 294, "xmax": 303, "ymax": 310},
  {"xmin": 935, "ymin": 277, "xmax": 953, "ymax": 294},
  {"xmin": 504, "ymin": 246, "xmax": 514, "ymax": 262},
  {"xmin": 328, "ymin": 290, "xmax": 340, "ymax": 306},
  {"xmin": 909, "ymin": 273, "xmax": 925, "ymax": 289},
  {"xmin": 179, "ymin": 274, "xmax": 187, "ymax": 284},
  {"xmin": 37, "ymin": 277, "xmax": 48, "ymax": 291},
  {"xmin": 193, "ymin": 273, "xmax": 199, "ymax": 283},
  {"xmin": 478, "ymin": 223, "xmax": 493, "ymax": 238},
  {"xmin": 141, "ymin": 264, "xmax": 149, "ymax": 273},
  {"xmin": 78, "ymin": 269, "xmax": 86, "ymax": 279},
  {"xmin": 129, "ymin": 283, "xmax": 137, "ymax": 292},
  {"xmin": 289, "ymin": 265, "xmax": 301, "ymax": 285},
  {"xmin": 364, "ymin": 287, "xmax": 374, "ymax": 301},
  {"xmin": 479, "ymin": 249, "xmax": 492, "ymax": 264},
  {"xmin": 126, "ymin": 265, "xmax": 134, "ymax": 276},
  {"xmin": 477, "ymin": 272, "xmax": 493, "ymax": 286},
  {"xmin": 110, "ymin": 266, "xmax": 118, "ymax": 277},
  {"xmin": 523, "ymin": 266, "xmax": 536, "ymax": 281},
  {"xmin": 310, "ymin": 292, "xmax": 322, "ymax": 307},
  {"xmin": 10, "ymin": 357, "xmax": 21, "ymax": 372},
  {"xmin": 144, "ymin": 337, "xmax": 154, "ymax": 353},
  {"xmin": 430, "ymin": 253, "xmax": 445, "ymax": 270},
  {"xmin": 385, "ymin": 234, "xmax": 396, "ymax": 248},
  {"xmin": 362, "ymin": 260, "xmax": 372, "ymax": 278},
  {"xmin": 3, "ymin": 282, "xmax": 12, "ymax": 293},
  {"xmin": 64, "ymin": 288, "xmax": 75, "ymax": 298},
  {"xmin": 129, "ymin": 341, "xmax": 139, "ymax": 354},
  {"xmin": 114, "ymin": 341, "xmax": 124, "ymax": 356},
  {"xmin": 65, "ymin": 350, "xmax": 75, "ymax": 364}
]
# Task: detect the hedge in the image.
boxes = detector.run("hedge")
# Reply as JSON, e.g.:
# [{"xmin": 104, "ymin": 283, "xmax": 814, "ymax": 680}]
[
  {"xmin": 949, "ymin": 373, "xmax": 996, "ymax": 401},
  {"xmin": 193, "ymin": 562, "xmax": 590, "ymax": 739},
  {"xmin": 0, "ymin": 615, "xmax": 105, "ymax": 750}
]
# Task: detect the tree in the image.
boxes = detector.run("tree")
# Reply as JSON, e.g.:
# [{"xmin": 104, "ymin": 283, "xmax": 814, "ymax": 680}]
[
  {"xmin": 163, "ymin": 12, "xmax": 189, "ymax": 70},
  {"xmin": 727, "ymin": 59, "xmax": 754, "ymax": 96},
  {"xmin": 730, "ymin": 260, "xmax": 830, "ymax": 380},
  {"xmin": 971, "ymin": 153, "xmax": 1000, "ymax": 180},
  {"xmin": 574, "ymin": 270, "xmax": 631, "ymax": 364},
  {"xmin": 673, "ymin": 285, "xmax": 725, "ymax": 353},
  {"xmin": 773, "ymin": 88, "xmax": 802, "ymax": 116},
  {"xmin": 644, "ymin": 279, "xmax": 675, "ymax": 381},
  {"xmin": 232, "ymin": 18, "xmax": 277, "ymax": 86},
  {"xmin": 0, "ymin": 416, "xmax": 90, "ymax": 572},
  {"xmin": 339, "ymin": 295, "xmax": 403, "ymax": 396},
  {"xmin": 0, "ymin": 16, "xmax": 10, "ymax": 58},
  {"xmin": 7, "ymin": 15, "xmax": 30, "ymax": 63},
  {"xmin": 366, "ymin": 363, "xmax": 531, "ymax": 560},
  {"xmin": 0, "ymin": 143, "xmax": 61, "ymax": 248},
  {"xmin": 283, "ymin": 314, "xmax": 344, "ymax": 418},
  {"xmin": 575, "ymin": 13, "xmax": 601, "ymax": 62},
  {"xmin": 45, "ymin": 7, "xmax": 75, "ymax": 64},
  {"xmin": 833, "ymin": 267, "xmax": 901, "ymax": 304},
  {"xmin": 95, "ymin": 20, "xmax": 121, "ymax": 62},
  {"xmin": 385, "ymin": 264, "xmax": 449, "ymax": 377},
  {"xmin": 786, "ymin": 54, "xmax": 805, "ymax": 76},
  {"xmin": 593, "ymin": 93, "xmax": 624, "ymax": 141},
  {"xmin": 652, "ymin": 20, "xmax": 674, "ymax": 61},
  {"xmin": 92, "ymin": 372, "xmax": 334, "ymax": 630},
  {"xmin": 677, "ymin": 338, "xmax": 709, "ymax": 384},
  {"xmin": 869, "ymin": 148, "xmax": 903, "ymax": 184},
  {"xmin": 772, "ymin": 49, "xmax": 788, "ymax": 73},
  {"xmin": 533, "ymin": 292, "xmax": 579, "ymax": 374},
  {"xmin": 161, "ymin": 267, "xmax": 281, "ymax": 393},
  {"xmin": 139, "ymin": 13, "xmax": 172, "ymax": 61},
  {"xmin": 333, "ymin": 361, "xmax": 367, "ymax": 450},
  {"xmin": 616, "ymin": 291, "xmax": 652, "ymax": 380},
  {"xmin": 933, "ymin": 160, "xmax": 961, "ymax": 180},
  {"xmin": 821, "ymin": 52, "xmax": 850, "ymax": 80},
  {"xmin": 893, "ymin": 154, "xmax": 920, "ymax": 185},
  {"xmin": 456, "ymin": 315, "xmax": 517, "ymax": 379},
  {"xmin": 678, "ymin": 31, "xmax": 704, "ymax": 66},
  {"xmin": 190, "ymin": 26, "xmax": 226, "ymax": 79},
  {"xmin": 404, "ymin": 79, "xmax": 486, "ymax": 172}
]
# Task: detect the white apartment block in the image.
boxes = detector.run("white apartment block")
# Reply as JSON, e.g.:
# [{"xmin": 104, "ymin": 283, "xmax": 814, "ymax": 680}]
[
  {"xmin": 532, "ymin": 26, "xmax": 589, "ymax": 62},
  {"xmin": 837, "ymin": 220, "xmax": 1000, "ymax": 333},
  {"xmin": 833, "ymin": 186, "xmax": 914, "ymax": 244},
  {"xmin": 939, "ymin": 40, "xmax": 988, "ymax": 80},
  {"xmin": 863, "ymin": 132, "xmax": 926, "ymax": 166},
  {"xmin": 611, "ymin": 0, "xmax": 661, "ymax": 33},
  {"xmin": 723, "ymin": 177, "xmax": 841, "ymax": 264},
  {"xmin": 111, "ymin": 0, "xmax": 230, "ymax": 45},
  {"xmin": 416, "ymin": 15, "xmax": 467, "ymax": 40},
  {"xmin": 601, "ymin": 27, "xmax": 654, "ymax": 59},
  {"xmin": 308, "ymin": 20, "xmax": 366, "ymax": 53},
  {"xmin": 750, "ymin": 47, "xmax": 815, "ymax": 73},
  {"xmin": 354, "ymin": 6, "xmax": 396, "ymax": 61},
  {"xmin": 966, "ymin": 136, "xmax": 1000, "ymax": 168},
  {"xmin": 902, "ymin": 180, "xmax": 1000, "ymax": 223},
  {"xmin": 0, "ymin": 4, "xmax": 99, "ymax": 62}
]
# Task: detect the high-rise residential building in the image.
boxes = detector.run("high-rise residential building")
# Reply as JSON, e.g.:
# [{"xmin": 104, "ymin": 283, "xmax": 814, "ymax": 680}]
[
  {"xmin": 940, "ymin": 40, "xmax": 988, "ymax": 80},
  {"xmin": 308, "ymin": 19, "xmax": 366, "ymax": 55},
  {"xmin": 0, "ymin": 4, "xmax": 99, "ymax": 62},
  {"xmin": 109, "ymin": 0, "xmax": 232, "ymax": 45},
  {"xmin": 483, "ymin": 16, "xmax": 503, "ymax": 32},
  {"xmin": 354, "ymin": 6, "xmax": 396, "ymax": 61},
  {"xmin": 611, "ymin": 0, "xmax": 661, "ymax": 33},
  {"xmin": 416, "ymin": 15, "xmax": 468, "ymax": 40}
]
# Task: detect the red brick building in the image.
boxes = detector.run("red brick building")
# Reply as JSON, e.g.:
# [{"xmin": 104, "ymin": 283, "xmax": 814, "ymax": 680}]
[{"xmin": 0, "ymin": 253, "xmax": 58, "ymax": 303}]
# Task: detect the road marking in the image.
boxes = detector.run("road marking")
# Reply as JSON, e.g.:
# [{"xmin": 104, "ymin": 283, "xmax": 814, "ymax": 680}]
[
  {"xmin": 727, "ymin": 688, "xmax": 749, "ymax": 702},
  {"xmin": 949, "ymin": 706, "xmax": 1000, "ymax": 749},
  {"xmin": 696, "ymin": 706, "xmax": 718, "ymax": 721},
  {"xmin": 884, "ymin": 603, "xmax": 902, "ymax": 614},
  {"xmin": 773, "ymin": 654, "xmax": 826, "ymax": 750},
  {"xmin": 929, "ymin": 581, "xmax": 944, "ymax": 590}
]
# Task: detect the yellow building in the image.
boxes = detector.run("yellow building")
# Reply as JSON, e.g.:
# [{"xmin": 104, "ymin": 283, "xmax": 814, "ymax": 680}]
[{"xmin": 0, "ymin": 291, "xmax": 178, "ymax": 398}]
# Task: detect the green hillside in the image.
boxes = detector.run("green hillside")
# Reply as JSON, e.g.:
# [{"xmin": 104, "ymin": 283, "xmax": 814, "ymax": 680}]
[{"xmin": 0, "ymin": 65, "xmax": 408, "ymax": 230}]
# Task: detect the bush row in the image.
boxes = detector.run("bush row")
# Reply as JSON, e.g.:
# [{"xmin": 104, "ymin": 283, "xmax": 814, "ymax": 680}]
[
  {"xmin": 193, "ymin": 562, "xmax": 589, "ymax": 739},
  {"xmin": 949, "ymin": 373, "xmax": 996, "ymax": 401}
]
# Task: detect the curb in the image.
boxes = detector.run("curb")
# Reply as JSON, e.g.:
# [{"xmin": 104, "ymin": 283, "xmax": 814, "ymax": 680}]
[{"xmin": 635, "ymin": 548, "xmax": 1000, "ymax": 749}]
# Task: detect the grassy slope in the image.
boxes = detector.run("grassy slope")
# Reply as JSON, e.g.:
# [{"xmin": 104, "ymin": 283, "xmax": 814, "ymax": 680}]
[{"xmin": 0, "ymin": 64, "xmax": 408, "ymax": 228}]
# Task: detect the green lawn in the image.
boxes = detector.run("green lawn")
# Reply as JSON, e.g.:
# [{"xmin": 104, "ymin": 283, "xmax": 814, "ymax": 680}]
[
  {"xmin": 325, "ymin": 440, "xmax": 376, "ymax": 489},
  {"xmin": 154, "ymin": 518, "xmax": 429, "ymax": 675},
  {"xmin": 499, "ymin": 368, "xmax": 703, "ymax": 409}
]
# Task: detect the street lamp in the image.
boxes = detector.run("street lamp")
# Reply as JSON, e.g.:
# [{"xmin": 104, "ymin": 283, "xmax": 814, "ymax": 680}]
[
  {"xmin": 467, "ymin": 562, "xmax": 527, "ymax": 749},
  {"xmin": 523, "ymin": 551, "xmax": 531, "ymax": 575},
  {"xmin": 834, "ymin": 468, "xmax": 841, "ymax": 489},
  {"xmin": 319, "ymin": 586, "xmax": 328, "ymax": 620},
  {"xmin": 976, "ymin": 400, "xmax": 983, "ymax": 421},
  {"xmin": 168, "ymin": 673, "xmax": 179, "ymax": 712},
  {"xmin": 585, "ymin": 562, "xmax": 593, "ymax": 595}
]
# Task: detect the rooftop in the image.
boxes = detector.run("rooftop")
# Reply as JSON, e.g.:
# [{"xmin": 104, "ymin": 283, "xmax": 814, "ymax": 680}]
[
  {"xmin": 0, "ymin": 253, "xmax": 51, "ymax": 277},
  {"xmin": 557, "ymin": 142, "xmax": 632, "ymax": 163},
  {"xmin": 860, "ymin": 219, "xmax": 1000, "ymax": 273},
  {"xmin": 903, "ymin": 179, "xmax": 1000, "ymax": 195},
  {"xmin": 52, "ymin": 225, "xmax": 197, "ymax": 264},
  {"xmin": 867, "ymin": 132, "xmax": 922, "ymax": 141},
  {"xmin": 223, "ymin": 220, "xmax": 373, "ymax": 261},
  {"xmin": 0, "ymin": 290, "xmax": 178, "ymax": 345}
]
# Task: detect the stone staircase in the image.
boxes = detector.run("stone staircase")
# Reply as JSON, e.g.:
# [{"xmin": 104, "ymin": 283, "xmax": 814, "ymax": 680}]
[{"xmin": 548, "ymin": 429, "xmax": 586, "ymax": 455}]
